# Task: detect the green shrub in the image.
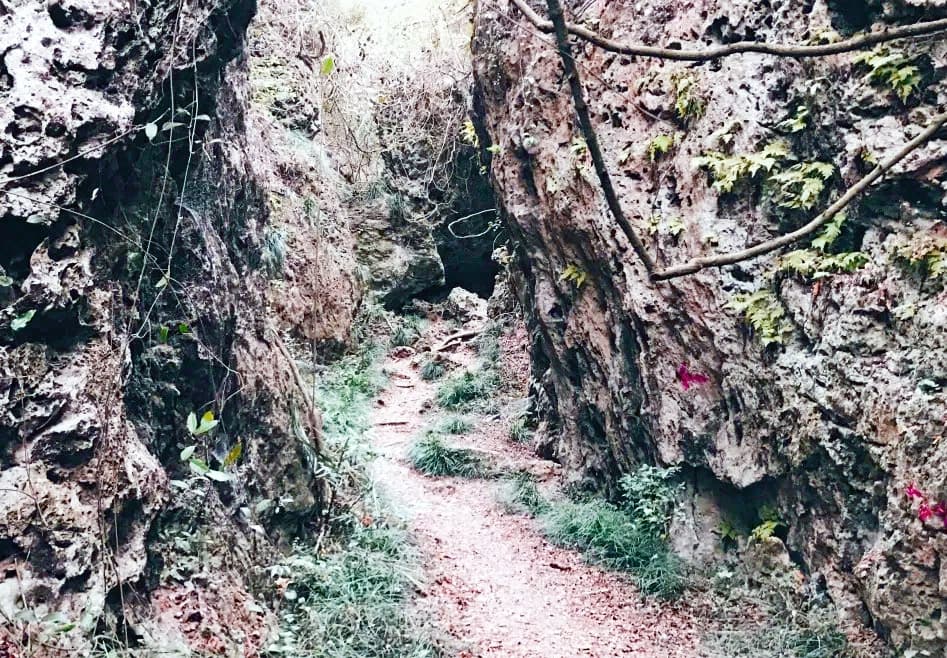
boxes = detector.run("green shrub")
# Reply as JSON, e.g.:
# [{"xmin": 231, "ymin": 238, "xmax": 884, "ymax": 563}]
[
  {"xmin": 618, "ymin": 464, "xmax": 684, "ymax": 537},
  {"xmin": 420, "ymin": 359, "xmax": 446, "ymax": 381},
  {"xmin": 409, "ymin": 435, "xmax": 481, "ymax": 477},
  {"xmin": 263, "ymin": 523, "xmax": 444, "ymax": 657},
  {"xmin": 437, "ymin": 416, "xmax": 472, "ymax": 435},
  {"xmin": 435, "ymin": 369, "xmax": 498, "ymax": 410}
]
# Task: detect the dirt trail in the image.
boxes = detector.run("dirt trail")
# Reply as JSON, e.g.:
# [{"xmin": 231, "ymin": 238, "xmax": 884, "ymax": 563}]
[{"xmin": 366, "ymin": 318, "xmax": 703, "ymax": 658}]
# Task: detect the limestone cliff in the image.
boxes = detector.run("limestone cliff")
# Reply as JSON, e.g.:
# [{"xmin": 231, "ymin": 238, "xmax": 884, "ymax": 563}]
[
  {"xmin": 473, "ymin": 0, "xmax": 947, "ymax": 651},
  {"xmin": 0, "ymin": 0, "xmax": 356, "ymax": 652}
]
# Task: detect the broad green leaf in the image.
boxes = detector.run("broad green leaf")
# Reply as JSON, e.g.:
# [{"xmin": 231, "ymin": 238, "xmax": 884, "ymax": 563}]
[
  {"xmin": 188, "ymin": 458, "xmax": 210, "ymax": 476},
  {"xmin": 158, "ymin": 325, "xmax": 170, "ymax": 344},
  {"xmin": 178, "ymin": 323, "xmax": 190, "ymax": 334},
  {"xmin": 11, "ymin": 309, "xmax": 35, "ymax": 332},
  {"xmin": 320, "ymin": 56, "xmax": 335, "ymax": 76},
  {"xmin": 186, "ymin": 412, "xmax": 198, "ymax": 435},
  {"xmin": 0, "ymin": 275, "xmax": 13, "ymax": 287},
  {"xmin": 180, "ymin": 445, "xmax": 196, "ymax": 461},
  {"xmin": 223, "ymin": 442, "xmax": 242, "ymax": 468},
  {"xmin": 145, "ymin": 123, "xmax": 158, "ymax": 140},
  {"xmin": 205, "ymin": 469, "xmax": 233, "ymax": 482}
]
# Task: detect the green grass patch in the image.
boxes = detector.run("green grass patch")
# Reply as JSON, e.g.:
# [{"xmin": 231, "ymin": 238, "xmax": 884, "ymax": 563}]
[
  {"xmin": 389, "ymin": 314, "xmax": 424, "ymax": 349},
  {"xmin": 264, "ymin": 523, "xmax": 443, "ymax": 658},
  {"xmin": 435, "ymin": 369, "xmax": 498, "ymax": 410},
  {"xmin": 409, "ymin": 434, "xmax": 482, "ymax": 477},
  {"xmin": 508, "ymin": 416, "xmax": 532, "ymax": 443},
  {"xmin": 703, "ymin": 569, "xmax": 849, "ymax": 657},
  {"xmin": 501, "ymin": 472, "xmax": 548, "ymax": 515},
  {"xmin": 437, "ymin": 416, "xmax": 473, "ymax": 435},
  {"xmin": 419, "ymin": 359, "xmax": 446, "ymax": 381},
  {"xmin": 475, "ymin": 326, "xmax": 501, "ymax": 366},
  {"xmin": 542, "ymin": 498, "xmax": 685, "ymax": 599}
]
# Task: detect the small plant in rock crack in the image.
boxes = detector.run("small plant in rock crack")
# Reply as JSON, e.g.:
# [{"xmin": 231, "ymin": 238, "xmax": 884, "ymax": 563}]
[
  {"xmin": 419, "ymin": 359, "xmax": 446, "ymax": 381},
  {"xmin": 409, "ymin": 434, "xmax": 482, "ymax": 477},
  {"xmin": 502, "ymin": 472, "xmax": 548, "ymax": 515},
  {"xmin": 559, "ymin": 263, "xmax": 588, "ymax": 288},
  {"xmin": 177, "ymin": 411, "xmax": 239, "ymax": 483},
  {"xmin": 262, "ymin": 226, "xmax": 288, "ymax": 279},
  {"xmin": 435, "ymin": 369, "xmax": 498, "ymax": 410},
  {"xmin": 437, "ymin": 416, "xmax": 473, "ymax": 435},
  {"xmin": 647, "ymin": 133, "xmax": 678, "ymax": 162},
  {"xmin": 855, "ymin": 46, "xmax": 924, "ymax": 102},
  {"xmin": 728, "ymin": 289, "xmax": 792, "ymax": 347}
]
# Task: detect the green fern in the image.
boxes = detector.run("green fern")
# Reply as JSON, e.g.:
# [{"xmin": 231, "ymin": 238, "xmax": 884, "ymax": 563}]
[
  {"xmin": 855, "ymin": 47, "xmax": 923, "ymax": 102},
  {"xmin": 672, "ymin": 72, "xmax": 705, "ymax": 122},
  {"xmin": 768, "ymin": 162, "xmax": 834, "ymax": 210},
  {"xmin": 751, "ymin": 519, "xmax": 783, "ymax": 542},
  {"xmin": 728, "ymin": 290, "xmax": 792, "ymax": 346},
  {"xmin": 693, "ymin": 141, "xmax": 789, "ymax": 193},
  {"xmin": 811, "ymin": 211, "xmax": 847, "ymax": 251},
  {"xmin": 779, "ymin": 249, "xmax": 868, "ymax": 278},
  {"xmin": 647, "ymin": 133, "xmax": 676, "ymax": 162},
  {"xmin": 775, "ymin": 105, "xmax": 809, "ymax": 133}
]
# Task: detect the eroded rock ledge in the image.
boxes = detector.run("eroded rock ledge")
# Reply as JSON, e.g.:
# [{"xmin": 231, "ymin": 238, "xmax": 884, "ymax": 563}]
[
  {"xmin": 472, "ymin": 0, "xmax": 947, "ymax": 651},
  {"xmin": 0, "ymin": 0, "xmax": 355, "ymax": 652}
]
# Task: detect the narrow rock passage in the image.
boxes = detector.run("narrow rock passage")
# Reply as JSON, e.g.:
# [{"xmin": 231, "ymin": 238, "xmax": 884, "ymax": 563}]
[{"xmin": 366, "ymin": 317, "xmax": 703, "ymax": 658}]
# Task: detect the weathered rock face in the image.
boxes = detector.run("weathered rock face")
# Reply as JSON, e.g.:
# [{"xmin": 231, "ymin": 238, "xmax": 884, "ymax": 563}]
[
  {"xmin": 473, "ymin": 0, "xmax": 947, "ymax": 651},
  {"xmin": 0, "ymin": 0, "xmax": 350, "ymax": 652},
  {"xmin": 354, "ymin": 77, "xmax": 500, "ymax": 309}
]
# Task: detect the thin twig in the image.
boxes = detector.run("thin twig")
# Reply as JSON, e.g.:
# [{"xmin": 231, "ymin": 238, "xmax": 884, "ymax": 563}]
[
  {"xmin": 653, "ymin": 111, "xmax": 947, "ymax": 280},
  {"xmin": 514, "ymin": 0, "xmax": 947, "ymax": 61},
  {"xmin": 545, "ymin": 0, "xmax": 656, "ymax": 274}
]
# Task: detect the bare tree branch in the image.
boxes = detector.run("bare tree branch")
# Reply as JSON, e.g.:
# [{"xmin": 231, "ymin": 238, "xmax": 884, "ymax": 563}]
[
  {"xmin": 537, "ymin": 0, "xmax": 947, "ymax": 283},
  {"xmin": 544, "ymin": 0, "xmax": 656, "ymax": 274},
  {"xmin": 652, "ymin": 111, "xmax": 947, "ymax": 280},
  {"xmin": 515, "ymin": 0, "xmax": 947, "ymax": 61}
]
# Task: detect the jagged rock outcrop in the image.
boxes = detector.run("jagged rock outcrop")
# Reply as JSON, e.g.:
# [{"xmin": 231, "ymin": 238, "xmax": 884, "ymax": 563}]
[
  {"xmin": 473, "ymin": 0, "xmax": 947, "ymax": 652},
  {"xmin": 0, "ymin": 0, "xmax": 355, "ymax": 652}
]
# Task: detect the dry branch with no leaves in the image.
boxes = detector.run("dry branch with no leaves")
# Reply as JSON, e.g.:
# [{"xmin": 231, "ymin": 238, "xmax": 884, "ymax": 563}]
[
  {"xmin": 516, "ymin": 0, "xmax": 947, "ymax": 61},
  {"xmin": 539, "ymin": 0, "xmax": 947, "ymax": 282}
]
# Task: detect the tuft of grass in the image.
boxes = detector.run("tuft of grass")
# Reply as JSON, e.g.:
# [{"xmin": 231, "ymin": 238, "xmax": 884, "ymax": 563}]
[
  {"xmin": 435, "ymin": 369, "xmax": 498, "ymax": 410},
  {"xmin": 476, "ymin": 326, "xmax": 501, "ymax": 366},
  {"xmin": 419, "ymin": 359, "xmax": 446, "ymax": 381},
  {"xmin": 264, "ymin": 522, "xmax": 444, "ymax": 658},
  {"xmin": 542, "ymin": 499, "xmax": 685, "ymax": 599},
  {"xmin": 437, "ymin": 416, "xmax": 473, "ymax": 435},
  {"xmin": 502, "ymin": 472, "xmax": 548, "ymax": 515},
  {"xmin": 409, "ymin": 435, "xmax": 482, "ymax": 477},
  {"xmin": 508, "ymin": 416, "xmax": 532, "ymax": 443},
  {"xmin": 703, "ymin": 570, "xmax": 850, "ymax": 658},
  {"xmin": 389, "ymin": 316, "xmax": 423, "ymax": 348}
]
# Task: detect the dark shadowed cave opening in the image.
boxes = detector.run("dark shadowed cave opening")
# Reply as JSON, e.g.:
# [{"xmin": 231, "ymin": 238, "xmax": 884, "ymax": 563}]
[{"xmin": 422, "ymin": 144, "xmax": 501, "ymax": 302}]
